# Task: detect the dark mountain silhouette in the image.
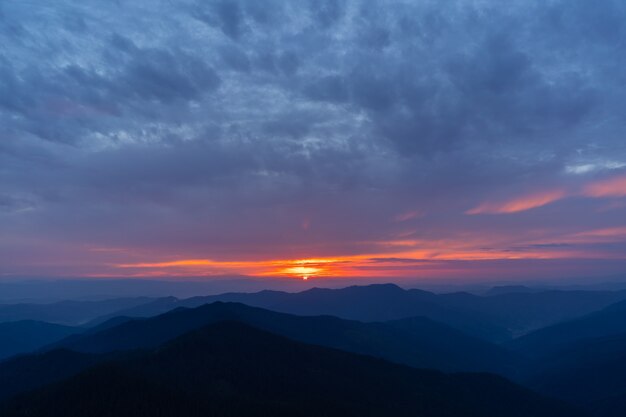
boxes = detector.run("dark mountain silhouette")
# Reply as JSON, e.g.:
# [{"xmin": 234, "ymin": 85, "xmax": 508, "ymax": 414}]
[
  {"xmin": 0, "ymin": 321, "xmax": 79, "ymax": 361},
  {"xmin": 524, "ymin": 332, "xmax": 626, "ymax": 417},
  {"xmin": 0, "ymin": 297, "xmax": 157, "ymax": 325},
  {"xmin": 503, "ymin": 300, "xmax": 626, "ymax": 416},
  {"xmin": 1, "ymin": 322, "xmax": 583, "ymax": 417},
  {"xmin": 93, "ymin": 284, "xmax": 626, "ymax": 342},
  {"xmin": 51, "ymin": 301, "xmax": 522, "ymax": 375},
  {"xmin": 508, "ymin": 300, "xmax": 626, "ymax": 358},
  {"xmin": 0, "ymin": 349, "xmax": 111, "ymax": 402}
]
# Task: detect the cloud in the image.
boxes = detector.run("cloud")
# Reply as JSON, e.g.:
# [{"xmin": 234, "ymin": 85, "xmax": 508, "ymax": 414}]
[
  {"xmin": 393, "ymin": 210, "xmax": 422, "ymax": 222},
  {"xmin": 572, "ymin": 227, "xmax": 626, "ymax": 242},
  {"xmin": 467, "ymin": 172, "xmax": 626, "ymax": 215},
  {"xmin": 466, "ymin": 190, "xmax": 568, "ymax": 215},
  {"xmin": 1, "ymin": 0, "xmax": 626, "ymax": 279},
  {"xmin": 565, "ymin": 161, "xmax": 626, "ymax": 175},
  {"xmin": 583, "ymin": 175, "xmax": 626, "ymax": 197}
]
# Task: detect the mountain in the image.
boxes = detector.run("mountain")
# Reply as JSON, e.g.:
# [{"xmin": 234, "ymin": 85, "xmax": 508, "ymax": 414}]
[
  {"xmin": 174, "ymin": 285, "xmax": 512, "ymax": 341},
  {"xmin": 1, "ymin": 321, "xmax": 583, "ymax": 417},
  {"xmin": 51, "ymin": 301, "xmax": 522, "ymax": 376},
  {"xmin": 436, "ymin": 290, "xmax": 626, "ymax": 339},
  {"xmin": 524, "ymin": 332, "xmax": 626, "ymax": 417},
  {"xmin": 508, "ymin": 300, "xmax": 626, "ymax": 358},
  {"xmin": 85, "ymin": 296, "xmax": 179, "ymax": 326},
  {"xmin": 382, "ymin": 316, "xmax": 523, "ymax": 375},
  {"xmin": 0, "ymin": 297, "xmax": 157, "ymax": 325},
  {"xmin": 505, "ymin": 300, "xmax": 626, "ymax": 416},
  {"xmin": 94, "ymin": 284, "xmax": 626, "ymax": 342},
  {"xmin": 0, "ymin": 349, "xmax": 110, "ymax": 402},
  {"xmin": 86, "ymin": 285, "xmax": 510, "ymax": 340},
  {"xmin": 0, "ymin": 321, "xmax": 79, "ymax": 361},
  {"xmin": 485, "ymin": 285, "xmax": 543, "ymax": 296}
]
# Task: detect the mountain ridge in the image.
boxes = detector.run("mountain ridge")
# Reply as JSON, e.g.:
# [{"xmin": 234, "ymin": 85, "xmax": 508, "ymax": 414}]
[{"xmin": 1, "ymin": 321, "xmax": 583, "ymax": 417}]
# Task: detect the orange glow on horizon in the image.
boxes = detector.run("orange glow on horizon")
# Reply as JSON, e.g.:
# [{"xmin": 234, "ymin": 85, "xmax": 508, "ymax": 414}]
[
  {"xmin": 281, "ymin": 266, "xmax": 322, "ymax": 278},
  {"xmin": 111, "ymin": 227, "xmax": 626, "ymax": 279},
  {"xmin": 115, "ymin": 259, "xmax": 259, "ymax": 269}
]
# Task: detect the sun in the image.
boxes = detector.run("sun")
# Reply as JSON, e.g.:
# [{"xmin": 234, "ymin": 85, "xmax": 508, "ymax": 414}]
[{"xmin": 281, "ymin": 266, "xmax": 320, "ymax": 280}]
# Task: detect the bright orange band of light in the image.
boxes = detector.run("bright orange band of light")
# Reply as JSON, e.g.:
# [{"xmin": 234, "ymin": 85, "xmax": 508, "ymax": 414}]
[{"xmin": 112, "ymin": 225, "xmax": 626, "ymax": 280}]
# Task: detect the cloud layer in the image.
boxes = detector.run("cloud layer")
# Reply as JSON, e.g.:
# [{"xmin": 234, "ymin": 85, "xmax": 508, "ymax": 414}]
[{"xmin": 2, "ymin": 0, "xmax": 626, "ymax": 280}]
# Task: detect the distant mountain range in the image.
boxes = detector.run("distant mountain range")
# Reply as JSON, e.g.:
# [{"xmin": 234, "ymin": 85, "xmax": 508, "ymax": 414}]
[
  {"xmin": 0, "ymin": 297, "xmax": 157, "ymax": 325},
  {"xmin": 6, "ymin": 283, "xmax": 626, "ymax": 416},
  {"xmin": 92, "ymin": 283, "xmax": 626, "ymax": 342},
  {"xmin": 508, "ymin": 300, "xmax": 626, "ymax": 357},
  {"xmin": 0, "ymin": 321, "xmax": 581, "ymax": 417},
  {"xmin": 4, "ymin": 283, "xmax": 626, "ymax": 363},
  {"xmin": 48, "ymin": 301, "xmax": 522, "ymax": 375},
  {"xmin": 0, "ymin": 301, "xmax": 523, "ymax": 403},
  {"xmin": 484, "ymin": 285, "xmax": 545, "ymax": 296},
  {"xmin": 0, "ymin": 321, "xmax": 79, "ymax": 361},
  {"xmin": 506, "ymin": 300, "xmax": 626, "ymax": 416},
  {"xmin": 4, "ymin": 284, "xmax": 626, "ymax": 343}
]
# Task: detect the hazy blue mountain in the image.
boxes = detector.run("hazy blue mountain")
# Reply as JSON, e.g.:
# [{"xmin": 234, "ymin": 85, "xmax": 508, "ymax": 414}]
[
  {"xmin": 88, "ymin": 284, "xmax": 510, "ymax": 340},
  {"xmin": 0, "ymin": 279, "xmax": 312, "ymax": 303},
  {"xmin": 85, "ymin": 296, "xmax": 179, "ymax": 326},
  {"xmin": 485, "ymin": 285, "xmax": 543, "ymax": 296},
  {"xmin": 525, "ymin": 332, "xmax": 626, "ymax": 417},
  {"xmin": 505, "ymin": 301, "xmax": 626, "ymax": 416},
  {"xmin": 436, "ymin": 290, "xmax": 626, "ymax": 339},
  {"xmin": 93, "ymin": 284, "xmax": 626, "ymax": 342},
  {"xmin": 0, "ymin": 298, "xmax": 158, "ymax": 325},
  {"xmin": 508, "ymin": 300, "xmax": 626, "ymax": 358},
  {"xmin": 0, "ymin": 321, "xmax": 80, "ymax": 361},
  {"xmin": 51, "ymin": 301, "xmax": 522, "ymax": 375},
  {"xmin": 1, "ymin": 322, "xmax": 583, "ymax": 417}
]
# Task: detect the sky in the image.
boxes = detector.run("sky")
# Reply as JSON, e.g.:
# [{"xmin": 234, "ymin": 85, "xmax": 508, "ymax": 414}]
[{"xmin": 1, "ymin": 0, "xmax": 626, "ymax": 284}]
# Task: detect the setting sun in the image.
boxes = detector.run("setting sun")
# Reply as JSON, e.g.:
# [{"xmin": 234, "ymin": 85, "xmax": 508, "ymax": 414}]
[{"xmin": 281, "ymin": 266, "xmax": 322, "ymax": 279}]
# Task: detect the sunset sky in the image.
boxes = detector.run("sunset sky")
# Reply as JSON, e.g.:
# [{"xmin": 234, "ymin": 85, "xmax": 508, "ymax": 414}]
[{"xmin": 2, "ymin": 0, "xmax": 626, "ymax": 284}]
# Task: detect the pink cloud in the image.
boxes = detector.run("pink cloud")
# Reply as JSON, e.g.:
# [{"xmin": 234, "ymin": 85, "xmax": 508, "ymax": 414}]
[
  {"xmin": 393, "ymin": 210, "xmax": 422, "ymax": 222},
  {"xmin": 466, "ymin": 189, "xmax": 568, "ymax": 215},
  {"xmin": 583, "ymin": 175, "xmax": 626, "ymax": 198}
]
